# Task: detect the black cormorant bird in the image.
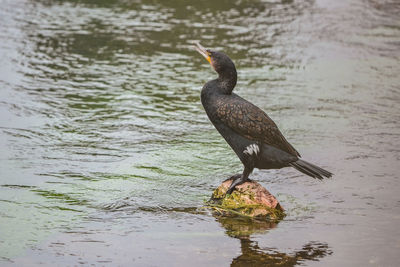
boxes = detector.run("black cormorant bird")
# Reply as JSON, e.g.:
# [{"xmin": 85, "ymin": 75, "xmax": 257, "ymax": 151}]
[{"xmin": 194, "ymin": 42, "xmax": 332, "ymax": 195}]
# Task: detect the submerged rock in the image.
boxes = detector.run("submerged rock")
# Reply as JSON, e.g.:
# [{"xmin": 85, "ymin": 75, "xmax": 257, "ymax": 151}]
[{"xmin": 207, "ymin": 178, "xmax": 285, "ymax": 221}]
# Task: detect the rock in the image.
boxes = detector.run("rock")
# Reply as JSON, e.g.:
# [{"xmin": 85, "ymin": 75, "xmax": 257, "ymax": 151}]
[{"xmin": 207, "ymin": 178, "xmax": 285, "ymax": 221}]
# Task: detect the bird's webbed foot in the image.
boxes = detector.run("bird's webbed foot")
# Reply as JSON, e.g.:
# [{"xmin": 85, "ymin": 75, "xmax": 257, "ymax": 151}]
[
  {"xmin": 225, "ymin": 167, "xmax": 253, "ymax": 195},
  {"xmin": 226, "ymin": 175, "xmax": 248, "ymax": 195},
  {"xmin": 224, "ymin": 173, "xmax": 241, "ymax": 183}
]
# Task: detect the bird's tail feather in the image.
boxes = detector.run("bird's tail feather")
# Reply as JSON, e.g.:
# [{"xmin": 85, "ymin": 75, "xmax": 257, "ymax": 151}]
[{"xmin": 290, "ymin": 159, "xmax": 332, "ymax": 180}]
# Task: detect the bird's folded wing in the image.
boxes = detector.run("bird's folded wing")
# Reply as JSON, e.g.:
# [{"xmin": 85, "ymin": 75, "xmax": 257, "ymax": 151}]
[{"xmin": 215, "ymin": 97, "xmax": 300, "ymax": 157}]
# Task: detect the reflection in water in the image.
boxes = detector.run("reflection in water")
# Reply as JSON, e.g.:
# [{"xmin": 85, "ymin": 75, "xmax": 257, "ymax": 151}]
[
  {"xmin": 232, "ymin": 239, "xmax": 331, "ymax": 267},
  {"xmin": 216, "ymin": 216, "xmax": 332, "ymax": 266}
]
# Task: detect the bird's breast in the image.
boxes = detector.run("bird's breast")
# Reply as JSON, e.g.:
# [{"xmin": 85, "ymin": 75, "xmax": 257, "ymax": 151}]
[{"xmin": 201, "ymin": 90, "xmax": 224, "ymax": 122}]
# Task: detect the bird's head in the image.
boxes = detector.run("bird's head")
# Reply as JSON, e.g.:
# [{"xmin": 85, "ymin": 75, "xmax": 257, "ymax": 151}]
[{"xmin": 194, "ymin": 42, "xmax": 236, "ymax": 77}]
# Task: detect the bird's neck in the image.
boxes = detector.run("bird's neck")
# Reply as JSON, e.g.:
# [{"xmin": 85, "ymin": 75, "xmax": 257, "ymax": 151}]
[{"xmin": 217, "ymin": 68, "xmax": 237, "ymax": 94}]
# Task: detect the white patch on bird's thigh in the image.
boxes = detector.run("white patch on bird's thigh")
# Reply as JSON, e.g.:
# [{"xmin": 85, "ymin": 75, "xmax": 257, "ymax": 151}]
[{"xmin": 243, "ymin": 144, "xmax": 259, "ymax": 156}]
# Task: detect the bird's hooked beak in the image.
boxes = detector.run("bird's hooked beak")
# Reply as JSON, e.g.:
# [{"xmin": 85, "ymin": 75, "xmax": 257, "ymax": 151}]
[{"xmin": 194, "ymin": 42, "xmax": 211, "ymax": 64}]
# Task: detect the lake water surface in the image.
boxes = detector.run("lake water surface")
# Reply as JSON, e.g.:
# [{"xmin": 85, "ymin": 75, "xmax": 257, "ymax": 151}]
[{"xmin": 1, "ymin": 0, "xmax": 399, "ymax": 266}]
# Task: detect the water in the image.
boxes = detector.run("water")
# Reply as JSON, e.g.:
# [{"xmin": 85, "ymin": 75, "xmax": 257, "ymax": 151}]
[{"xmin": 0, "ymin": 0, "xmax": 399, "ymax": 265}]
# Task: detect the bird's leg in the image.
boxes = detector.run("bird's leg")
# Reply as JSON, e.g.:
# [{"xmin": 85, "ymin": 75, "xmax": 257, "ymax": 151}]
[{"xmin": 226, "ymin": 166, "xmax": 253, "ymax": 195}]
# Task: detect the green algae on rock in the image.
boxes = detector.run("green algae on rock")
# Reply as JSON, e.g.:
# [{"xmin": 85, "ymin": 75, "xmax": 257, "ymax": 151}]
[{"xmin": 207, "ymin": 178, "xmax": 285, "ymax": 221}]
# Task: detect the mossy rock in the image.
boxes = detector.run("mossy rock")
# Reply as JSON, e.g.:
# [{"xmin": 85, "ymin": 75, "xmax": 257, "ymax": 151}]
[{"xmin": 207, "ymin": 178, "xmax": 285, "ymax": 221}]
